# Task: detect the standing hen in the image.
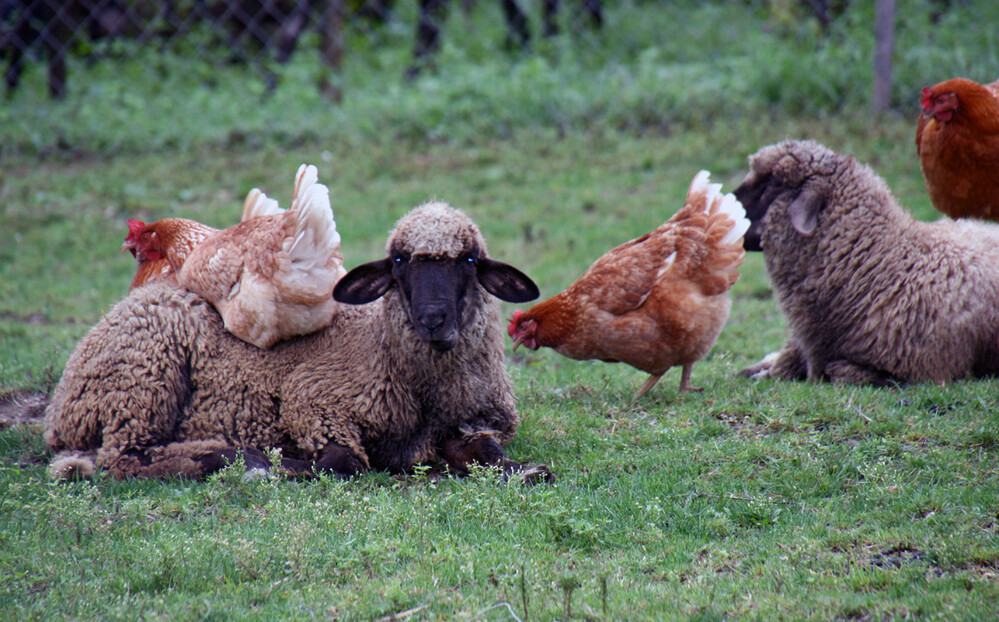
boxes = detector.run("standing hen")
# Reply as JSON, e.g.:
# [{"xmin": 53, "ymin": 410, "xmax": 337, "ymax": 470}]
[
  {"xmin": 123, "ymin": 218, "xmax": 218, "ymax": 290},
  {"xmin": 178, "ymin": 164, "xmax": 347, "ymax": 349},
  {"xmin": 916, "ymin": 77, "xmax": 999, "ymax": 220},
  {"xmin": 508, "ymin": 171, "xmax": 748, "ymax": 395}
]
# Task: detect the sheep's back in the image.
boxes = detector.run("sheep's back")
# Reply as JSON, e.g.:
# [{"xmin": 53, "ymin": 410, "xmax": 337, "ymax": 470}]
[{"xmin": 767, "ymin": 195, "xmax": 999, "ymax": 382}]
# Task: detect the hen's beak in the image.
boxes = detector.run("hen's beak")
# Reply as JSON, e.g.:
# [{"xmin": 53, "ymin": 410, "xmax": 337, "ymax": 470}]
[
  {"xmin": 511, "ymin": 335, "xmax": 523, "ymax": 351},
  {"xmin": 122, "ymin": 240, "xmax": 137, "ymax": 257}
]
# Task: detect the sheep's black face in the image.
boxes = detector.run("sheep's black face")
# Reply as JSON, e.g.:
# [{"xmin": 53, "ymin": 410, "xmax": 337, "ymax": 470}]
[
  {"xmin": 734, "ymin": 172, "xmax": 787, "ymax": 252},
  {"xmin": 391, "ymin": 251, "xmax": 480, "ymax": 352},
  {"xmin": 333, "ymin": 243, "xmax": 540, "ymax": 354}
]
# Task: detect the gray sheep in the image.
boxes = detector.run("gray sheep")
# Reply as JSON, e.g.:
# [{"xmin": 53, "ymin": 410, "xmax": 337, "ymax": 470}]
[
  {"xmin": 44, "ymin": 202, "xmax": 551, "ymax": 481},
  {"xmin": 735, "ymin": 139, "xmax": 999, "ymax": 385}
]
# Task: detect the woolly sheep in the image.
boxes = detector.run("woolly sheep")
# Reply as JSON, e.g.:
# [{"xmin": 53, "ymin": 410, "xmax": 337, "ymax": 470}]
[
  {"xmin": 44, "ymin": 202, "xmax": 551, "ymax": 481},
  {"xmin": 735, "ymin": 139, "xmax": 999, "ymax": 385}
]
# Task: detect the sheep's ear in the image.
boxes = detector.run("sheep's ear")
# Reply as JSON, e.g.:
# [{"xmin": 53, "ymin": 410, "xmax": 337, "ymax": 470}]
[
  {"xmin": 788, "ymin": 188, "xmax": 825, "ymax": 236},
  {"xmin": 477, "ymin": 258, "xmax": 540, "ymax": 303},
  {"xmin": 333, "ymin": 258, "xmax": 395, "ymax": 305}
]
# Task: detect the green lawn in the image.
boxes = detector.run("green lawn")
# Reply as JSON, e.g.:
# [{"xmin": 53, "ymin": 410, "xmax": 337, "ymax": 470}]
[
  {"xmin": 2, "ymin": 116, "xmax": 998, "ymax": 620},
  {"xmin": 2, "ymin": 1, "xmax": 999, "ymax": 619}
]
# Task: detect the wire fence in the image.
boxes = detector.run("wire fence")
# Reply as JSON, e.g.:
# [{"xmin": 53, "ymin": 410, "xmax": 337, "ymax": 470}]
[
  {"xmin": 1, "ymin": 1, "xmax": 994, "ymax": 157},
  {"xmin": 0, "ymin": 0, "xmax": 610, "ymax": 101}
]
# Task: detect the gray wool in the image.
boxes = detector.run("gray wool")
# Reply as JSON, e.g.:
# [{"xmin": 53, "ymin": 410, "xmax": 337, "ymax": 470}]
[{"xmin": 742, "ymin": 139, "xmax": 999, "ymax": 384}]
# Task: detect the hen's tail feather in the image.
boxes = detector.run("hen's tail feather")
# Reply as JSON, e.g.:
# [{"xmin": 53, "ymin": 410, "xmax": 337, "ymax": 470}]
[
  {"xmin": 242, "ymin": 188, "xmax": 282, "ymax": 221},
  {"xmin": 290, "ymin": 164, "xmax": 320, "ymax": 213},
  {"xmin": 685, "ymin": 170, "xmax": 749, "ymax": 245},
  {"xmin": 675, "ymin": 170, "xmax": 748, "ymax": 296},
  {"xmin": 289, "ymin": 183, "xmax": 339, "ymax": 260},
  {"xmin": 280, "ymin": 165, "xmax": 346, "ymax": 299}
]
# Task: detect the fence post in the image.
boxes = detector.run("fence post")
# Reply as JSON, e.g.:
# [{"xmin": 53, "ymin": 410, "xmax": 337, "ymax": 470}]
[
  {"xmin": 873, "ymin": 0, "xmax": 896, "ymax": 112},
  {"xmin": 318, "ymin": 0, "xmax": 345, "ymax": 102}
]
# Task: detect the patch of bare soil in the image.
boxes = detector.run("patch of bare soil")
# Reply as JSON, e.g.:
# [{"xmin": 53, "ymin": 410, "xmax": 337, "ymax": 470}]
[{"xmin": 0, "ymin": 391, "xmax": 48, "ymax": 428}]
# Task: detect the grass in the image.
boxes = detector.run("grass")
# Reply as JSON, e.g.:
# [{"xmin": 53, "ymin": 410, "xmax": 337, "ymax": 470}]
[{"xmin": 2, "ymin": 0, "xmax": 999, "ymax": 619}]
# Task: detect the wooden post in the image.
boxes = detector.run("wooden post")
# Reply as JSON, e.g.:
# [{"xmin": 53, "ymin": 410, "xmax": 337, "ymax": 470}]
[
  {"xmin": 317, "ymin": 0, "xmax": 345, "ymax": 103},
  {"xmin": 873, "ymin": 0, "xmax": 896, "ymax": 112}
]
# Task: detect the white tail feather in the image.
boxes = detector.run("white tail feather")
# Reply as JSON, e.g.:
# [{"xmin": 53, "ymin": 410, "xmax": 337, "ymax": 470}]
[
  {"xmin": 688, "ymin": 170, "xmax": 749, "ymax": 245},
  {"xmin": 242, "ymin": 188, "xmax": 282, "ymax": 221},
  {"xmin": 288, "ymin": 182, "xmax": 337, "ymax": 261},
  {"xmin": 280, "ymin": 164, "xmax": 345, "ymax": 298},
  {"xmin": 719, "ymin": 192, "xmax": 750, "ymax": 246},
  {"xmin": 290, "ymin": 164, "xmax": 319, "ymax": 213}
]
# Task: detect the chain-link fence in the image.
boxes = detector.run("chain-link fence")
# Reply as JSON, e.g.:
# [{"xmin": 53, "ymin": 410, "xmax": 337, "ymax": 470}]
[
  {"xmin": 0, "ymin": 0, "xmax": 613, "ymax": 101},
  {"xmin": 1, "ymin": 1, "xmax": 993, "ymax": 157}
]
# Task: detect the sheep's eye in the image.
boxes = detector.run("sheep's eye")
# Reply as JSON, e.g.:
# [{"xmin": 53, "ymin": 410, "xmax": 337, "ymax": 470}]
[
  {"xmin": 466, "ymin": 256, "xmax": 476, "ymax": 264},
  {"xmin": 394, "ymin": 256, "xmax": 403, "ymax": 263}
]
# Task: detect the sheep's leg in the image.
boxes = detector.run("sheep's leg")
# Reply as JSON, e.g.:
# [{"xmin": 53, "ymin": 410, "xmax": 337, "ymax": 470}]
[
  {"xmin": 277, "ymin": 442, "xmax": 367, "ymax": 479},
  {"xmin": 824, "ymin": 360, "xmax": 897, "ymax": 386},
  {"xmin": 192, "ymin": 447, "xmax": 274, "ymax": 477},
  {"xmin": 93, "ymin": 441, "xmax": 273, "ymax": 480},
  {"xmin": 442, "ymin": 433, "xmax": 555, "ymax": 484},
  {"xmin": 312, "ymin": 442, "xmax": 367, "ymax": 477},
  {"xmin": 739, "ymin": 340, "xmax": 808, "ymax": 380}
]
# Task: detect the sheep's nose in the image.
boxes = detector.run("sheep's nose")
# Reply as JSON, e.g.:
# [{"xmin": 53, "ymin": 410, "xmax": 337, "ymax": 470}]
[{"xmin": 419, "ymin": 310, "xmax": 446, "ymax": 331}]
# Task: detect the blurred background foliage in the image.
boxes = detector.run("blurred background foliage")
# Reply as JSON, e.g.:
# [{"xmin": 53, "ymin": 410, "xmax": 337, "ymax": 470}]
[{"xmin": 0, "ymin": 0, "xmax": 996, "ymax": 157}]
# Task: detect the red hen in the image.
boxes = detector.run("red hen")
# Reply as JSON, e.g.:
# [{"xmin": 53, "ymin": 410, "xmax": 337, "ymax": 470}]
[
  {"xmin": 916, "ymin": 77, "xmax": 999, "ymax": 220},
  {"xmin": 508, "ymin": 171, "xmax": 748, "ymax": 396}
]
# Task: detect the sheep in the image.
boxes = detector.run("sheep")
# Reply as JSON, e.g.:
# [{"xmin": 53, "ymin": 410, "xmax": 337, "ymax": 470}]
[
  {"xmin": 44, "ymin": 201, "xmax": 552, "ymax": 482},
  {"xmin": 734, "ymin": 139, "xmax": 999, "ymax": 385}
]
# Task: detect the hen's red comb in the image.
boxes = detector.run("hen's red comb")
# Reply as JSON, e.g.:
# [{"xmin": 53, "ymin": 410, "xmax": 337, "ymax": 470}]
[
  {"xmin": 919, "ymin": 86, "xmax": 934, "ymax": 111},
  {"xmin": 125, "ymin": 218, "xmax": 147, "ymax": 239},
  {"xmin": 507, "ymin": 310, "xmax": 525, "ymax": 337}
]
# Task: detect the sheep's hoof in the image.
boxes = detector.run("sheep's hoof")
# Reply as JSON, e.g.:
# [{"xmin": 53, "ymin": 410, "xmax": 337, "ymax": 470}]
[
  {"xmin": 313, "ymin": 442, "xmax": 366, "ymax": 478},
  {"xmin": 738, "ymin": 351, "xmax": 780, "ymax": 379},
  {"xmin": 506, "ymin": 462, "xmax": 556, "ymax": 485}
]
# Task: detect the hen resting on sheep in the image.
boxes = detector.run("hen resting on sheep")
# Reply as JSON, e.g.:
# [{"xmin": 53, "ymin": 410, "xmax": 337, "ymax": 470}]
[{"xmin": 45, "ymin": 202, "xmax": 549, "ymax": 482}]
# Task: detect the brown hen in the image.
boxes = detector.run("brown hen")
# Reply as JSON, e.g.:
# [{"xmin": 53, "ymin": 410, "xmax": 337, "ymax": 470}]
[
  {"xmin": 177, "ymin": 164, "xmax": 346, "ymax": 349},
  {"xmin": 916, "ymin": 77, "xmax": 999, "ymax": 220},
  {"xmin": 123, "ymin": 218, "xmax": 218, "ymax": 290},
  {"xmin": 507, "ymin": 171, "xmax": 748, "ymax": 395}
]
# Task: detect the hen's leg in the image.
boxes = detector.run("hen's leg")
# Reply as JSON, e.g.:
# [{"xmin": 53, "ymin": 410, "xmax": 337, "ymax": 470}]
[
  {"xmin": 678, "ymin": 364, "xmax": 703, "ymax": 393},
  {"xmin": 636, "ymin": 372, "xmax": 664, "ymax": 396}
]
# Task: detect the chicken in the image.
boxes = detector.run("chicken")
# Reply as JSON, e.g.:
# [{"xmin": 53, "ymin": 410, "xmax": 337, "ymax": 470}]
[
  {"xmin": 177, "ymin": 164, "xmax": 347, "ymax": 349},
  {"xmin": 916, "ymin": 77, "xmax": 999, "ymax": 220},
  {"xmin": 123, "ymin": 218, "xmax": 218, "ymax": 290},
  {"xmin": 121, "ymin": 173, "xmax": 288, "ymax": 290},
  {"xmin": 507, "ymin": 171, "xmax": 749, "ymax": 396}
]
